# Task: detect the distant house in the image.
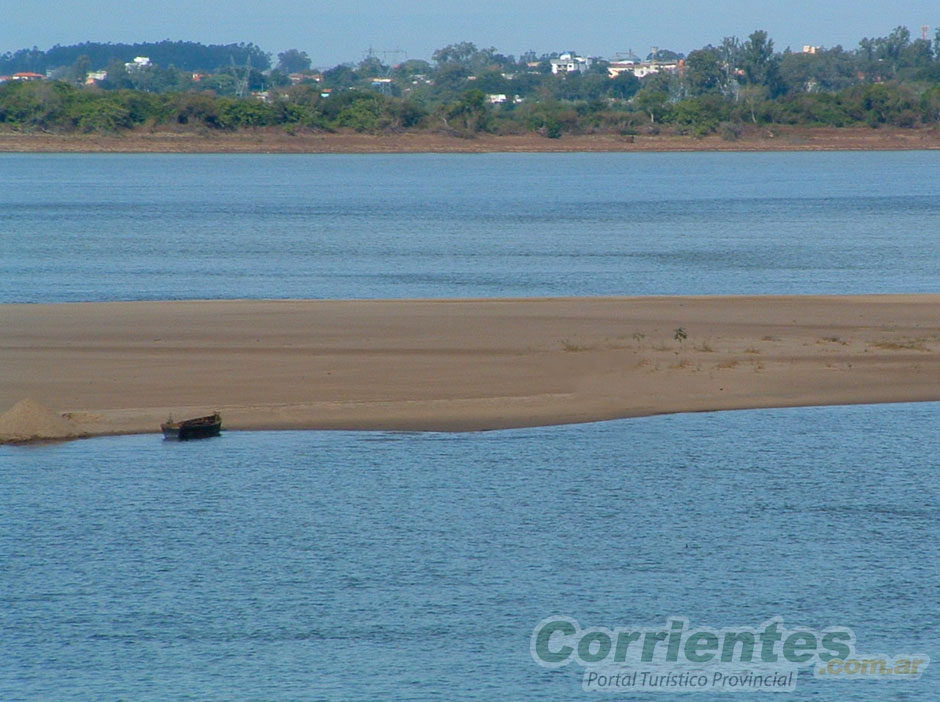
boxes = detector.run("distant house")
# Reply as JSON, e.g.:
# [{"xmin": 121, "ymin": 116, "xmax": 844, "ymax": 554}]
[
  {"xmin": 12, "ymin": 72, "xmax": 44, "ymax": 81},
  {"xmin": 487, "ymin": 94, "xmax": 521, "ymax": 105},
  {"xmin": 85, "ymin": 70, "xmax": 108, "ymax": 85},
  {"xmin": 125, "ymin": 56, "xmax": 151, "ymax": 71},
  {"xmin": 608, "ymin": 59, "xmax": 680, "ymax": 79},
  {"xmin": 550, "ymin": 53, "xmax": 592, "ymax": 75}
]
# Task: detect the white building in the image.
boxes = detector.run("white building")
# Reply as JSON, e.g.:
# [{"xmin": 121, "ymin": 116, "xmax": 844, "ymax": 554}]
[
  {"xmin": 125, "ymin": 56, "xmax": 152, "ymax": 71},
  {"xmin": 550, "ymin": 53, "xmax": 592, "ymax": 75},
  {"xmin": 608, "ymin": 59, "xmax": 680, "ymax": 79}
]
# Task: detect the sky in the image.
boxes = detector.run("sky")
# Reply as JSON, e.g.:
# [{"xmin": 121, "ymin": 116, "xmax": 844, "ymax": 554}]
[{"xmin": 3, "ymin": 0, "xmax": 939, "ymax": 67}]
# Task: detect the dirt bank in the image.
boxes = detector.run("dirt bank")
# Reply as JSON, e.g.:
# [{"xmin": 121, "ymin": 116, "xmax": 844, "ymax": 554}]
[{"xmin": 1, "ymin": 126, "xmax": 938, "ymax": 154}]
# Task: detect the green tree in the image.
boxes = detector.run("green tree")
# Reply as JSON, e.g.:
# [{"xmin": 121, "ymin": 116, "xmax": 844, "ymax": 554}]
[
  {"xmin": 740, "ymin": 30, "xmax": 782, "ymax": 95},
  {"xmin": 322, "ymin": 64, "xmax": 358, "ymax": 90},
  {"xmin": 429, "ymin": 62, "xmax": 471, "ymax": 101},
  {"xmin": 779, "ymin": 46, "xmax": 858, "ymax": 94},
  {"xmin": 684, "ymin": 47, "xmax": 722, "ymax": 95},
  {"xmin": 606, "ymin": 72, "xmax": 641, "ymax": 100},
  {"xmin": 432, "ymin": 41, "xmax": 479, "ymax": 66},
  {"xmin": 357, "ymin": 56, "xmax": 388, "ymax": 79},
  {"xmin": 844, "ymin": 82, "xmax": 918, "ymax": 127},
  {"xmin": 171, "ymin": 91, "xmax": 224, "ymax": 128},
  {"xmin": 877, "ymin": 26, "xmax": 910, "ymax": 75},
  {"xmin": 67, "ymin": 95, "xmax": 133, "ymax": 132},
  {"xmin": 218, "ymin": 98, "xmax": 277, "ymax": 128},
  {"xmin": 671, "ymin": 97, "xmax": 719, "ymax": 135},
  {"xmin": 69, "ymin": 54, "xmax": 92, "ymax": 84},
  {"xmin": 718, "ymin": 36, "xmax": 741, "ymax": 97},
  {"xmin": 391, "ymin": 59, "xmax": 432, "ymax": 81},
  {"xmin": 276, "ymin": 49, "xmax": 312, "ymax": 73},
  {"xmin": 633, "ymin": 86, "xmax": 669, "ymax": 124},
  {"xmin": 113, "ymin": 89, "xmax": 169, "ymax": 125},
  {"xmin": 443, "ymin": 89, "xmax": 490, "ymax": 134},
  {"xmin": 100, "ymin": 59, "xmax": 133, "ymax": 90},
  {"xmin": 391, "ymin": 98, "xmax": 427, "ymax": 129},
  {"xmin": 921, "ymin": 85, "xmax": 940, "ymax": 124},
  {"xmin": 902, "ymin": 39, "xmax": 933, "ymax": 71},
  {"xmin": 738, "ymin": 84, "xmax": 769, "ymax": 123},
  {"xmin": 0, "ymin": 80, "xmax": 73, "ymax": 130},
  {"xmin": 475, "ymin": 70, "xmax": 512, "ymax": 95}
]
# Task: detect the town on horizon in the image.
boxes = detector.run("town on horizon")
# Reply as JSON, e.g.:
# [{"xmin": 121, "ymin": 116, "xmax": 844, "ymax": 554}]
[{"xmin": 2, "ymin": 24, "xmax": 939, "ymax": 139}]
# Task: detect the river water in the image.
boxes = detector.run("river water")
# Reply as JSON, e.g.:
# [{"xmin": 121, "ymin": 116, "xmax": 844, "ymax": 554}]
[{"xmin": 1, "ymin": 151, "xmax": 938, "ymax": 700}]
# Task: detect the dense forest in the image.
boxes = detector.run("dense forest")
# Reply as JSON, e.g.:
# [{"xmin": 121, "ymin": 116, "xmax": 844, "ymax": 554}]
[
  {"xmin": 0, "ymin": 41, "xmax": 271, "ymax": 74},
  {"xmin": 2, "ymin": 28, "xmax": 940, "ymax": 138}
]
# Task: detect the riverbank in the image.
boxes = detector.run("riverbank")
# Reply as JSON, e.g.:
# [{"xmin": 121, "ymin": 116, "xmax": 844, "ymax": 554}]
[
  {"xmin": 1, "ymin": 126, "xmax": 939, "ymax": 153},
  {"xmin": 3, "ymin": 295, "xmax": 940, "ymax": 443}
]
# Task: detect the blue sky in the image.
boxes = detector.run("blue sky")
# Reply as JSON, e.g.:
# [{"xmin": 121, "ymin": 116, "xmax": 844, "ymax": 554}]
[{"xmin": 4, "ymin": 1, "xmax": 938, "ymax": 67}]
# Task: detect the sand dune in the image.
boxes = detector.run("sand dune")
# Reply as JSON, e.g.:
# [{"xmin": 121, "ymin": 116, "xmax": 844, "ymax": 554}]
[{"xmin": 2, "ymin": 296, "xmax": 939, "ymax": 443}]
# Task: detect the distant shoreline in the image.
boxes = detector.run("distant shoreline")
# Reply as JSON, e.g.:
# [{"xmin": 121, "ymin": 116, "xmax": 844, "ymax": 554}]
[
  {"xmin": 2, "ymin": 126, "xmax": 939, "ymax": 154},
  {"xmin": 3, "ymin": 295, "xmax": 940, "ymax": 443}
]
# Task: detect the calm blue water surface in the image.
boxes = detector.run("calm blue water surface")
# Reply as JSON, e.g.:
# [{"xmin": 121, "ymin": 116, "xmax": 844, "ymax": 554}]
[
  {"xmin": 2, "ymin": 405, "xmax": 939, "ymax": 700},
  {"xmin": 1, "ymin": 151, "xmax": 939, "ymax": 301},
  {"xmin": 1, "ymin": 153, "xmax": 939, "ymax": 699}
]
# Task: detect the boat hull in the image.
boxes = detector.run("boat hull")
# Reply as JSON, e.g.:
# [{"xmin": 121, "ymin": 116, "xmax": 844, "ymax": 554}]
[{"xmin": 161, "ymin": 413, "xmax": 222, "ymax": 441}]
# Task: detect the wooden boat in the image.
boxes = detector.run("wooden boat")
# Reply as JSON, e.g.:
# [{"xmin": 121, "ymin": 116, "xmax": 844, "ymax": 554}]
[{"xmin": 161, "ymin": 412, "xmax": 222, "ymax": 440}]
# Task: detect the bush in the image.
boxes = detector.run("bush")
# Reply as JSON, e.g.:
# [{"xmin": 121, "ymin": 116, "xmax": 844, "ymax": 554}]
[
  {"xmin": 218, "ymin": 98, "xmax": 278, "ymax": 128},
  {"xmin": 719, "ymin": 121, "xmax": 742, "ymax": 141},
  {"xmin": 68, "ymin": 98, "xmax": 133, "ymax": 133}
]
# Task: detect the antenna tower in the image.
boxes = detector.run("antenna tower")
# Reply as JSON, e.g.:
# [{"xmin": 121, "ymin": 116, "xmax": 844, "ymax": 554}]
[
  {"xmin": 364, "ymin": 47, "xmax": 408, "ymax": 74},
  {"xmin": 230, "ymin": 54, "xmax": 252, "ymax": 97}
]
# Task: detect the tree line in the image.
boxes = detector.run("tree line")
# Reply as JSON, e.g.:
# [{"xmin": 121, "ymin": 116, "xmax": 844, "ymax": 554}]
[
  {"xmin": 2, "ymin": 29, "xmax": 940, "ymax": 137},
  {"xmin": 0, "ymin": 41, "xmax": 270, "ymax": 75}
]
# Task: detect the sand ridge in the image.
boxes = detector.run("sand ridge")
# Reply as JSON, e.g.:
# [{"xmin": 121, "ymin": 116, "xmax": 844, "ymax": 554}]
[
  {"xmin": 2, "ymin": 295, "xmax": 940, "ymax": 443},
  {"xmin": 0, "ymin": 398, "xmax": 85, "ymax": 443}
]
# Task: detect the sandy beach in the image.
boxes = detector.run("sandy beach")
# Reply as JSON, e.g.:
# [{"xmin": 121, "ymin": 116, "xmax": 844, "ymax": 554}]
[{"xmin": 2, "ymin": 295, "xmax": 939, "ymax": 442}]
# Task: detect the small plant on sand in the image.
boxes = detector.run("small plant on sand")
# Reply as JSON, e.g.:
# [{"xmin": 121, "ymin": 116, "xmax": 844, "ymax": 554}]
[
  {"xmin": 870, "ymin": 339, "xmax": 930, "ymax": 352},
  {"xmin": 673, "ymin": 327, "xmax": 687, "ymax": 343},
  {"xmin": 561, "ymin": 338, "xmax": 593, "ymax": 352}
]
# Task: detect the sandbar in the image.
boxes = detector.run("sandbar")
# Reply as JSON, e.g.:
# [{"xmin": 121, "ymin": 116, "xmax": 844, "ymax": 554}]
[{"xmin": 2, "ymin": 295, "xmax": 940, "ymax": 443}]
